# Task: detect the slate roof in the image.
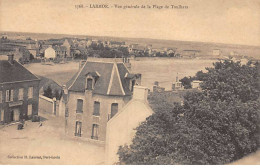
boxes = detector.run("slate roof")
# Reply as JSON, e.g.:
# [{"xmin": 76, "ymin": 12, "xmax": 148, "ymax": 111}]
[
  {"xmin": 66, "ymin": 61, "xmax": 133, "ymax": 96},
  {"xmin": 53, "ymin": 46, "xmax": 67, "ymax": 52},
  {"xmin": 0, "ymin": 59, "xmax": 39, "ymax": 84}
]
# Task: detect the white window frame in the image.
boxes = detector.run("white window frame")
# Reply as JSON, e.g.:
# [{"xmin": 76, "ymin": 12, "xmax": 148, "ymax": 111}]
[
  {"xmin": 28, "ymin": 87, "xmax": 33, "ymax": 99},
  {"xmin": 18, "ymin": 88, "xmax": 24, "ymax": 100},
  {"xmin": 6, "ymin": 90, "xmax": 10, "ymax": 102}
]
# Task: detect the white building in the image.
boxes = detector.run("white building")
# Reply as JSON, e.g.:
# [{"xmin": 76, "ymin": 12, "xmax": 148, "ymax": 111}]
[
  {"xmin": 44, "ymin": 46, "xmax": 56, "ymax": 59},
  {"xmin": 191, "ymin": 80, "xmax": 203, "ymax": 89},
  {"xmin": 105, "ymin": 86, "xmax": 153, "ymax": 164}
]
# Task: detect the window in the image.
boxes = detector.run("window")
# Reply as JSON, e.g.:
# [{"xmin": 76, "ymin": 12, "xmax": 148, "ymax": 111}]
[
  {"xmin": 18, "ymin": 88, "xmax": 24, "ymax": 100},
  {"xmin": 28, "ymin": 87, "xmax": 33, "ymax": 99},
  {"xmin": 0, "ymin": 109, "xmax": 4, "ymax": 122},
  {"xmin": 6, "ymin": 90, "xmax": 10, "ymax": 102},
  {"xmin": 75, "ymin": 121, "xmax": 82, "ymax": 137},
  {"xmin": 111, "ymin": 103, "xmax": 118, "ymax": 118},
  {"xmin": 93, "ymin": 101, "xmax": 100, "ymax": 116},
  {"xmin": 76, "ymin": 99, "xmax": 83, "ymax": 113},
  {"xmin": 87, "ymin": 78, "xmax": 93, "ymax": 90},
  {"xmin": 28, "ymin": 104, "xmax": 32, "ymax": 116},
  {"xmin": 10, "ymin": 90, "xmax": 13, "ymax": 101},
  {"xmin": 91, "ymin": 124, "xmax": 99, "ymax": 140},
  {"xmin": 0, "ymin": 91, "xmax": 2, "ymax": 103}
]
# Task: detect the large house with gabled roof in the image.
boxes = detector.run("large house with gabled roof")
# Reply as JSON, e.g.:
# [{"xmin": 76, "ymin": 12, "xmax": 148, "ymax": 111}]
[
  {"xmin": 60, "ymin": 58, "xmax": 141, "ymax": 142},
  {"xmin": 0, "ymin": 55, "xmax": 40, "ymax": 124}
]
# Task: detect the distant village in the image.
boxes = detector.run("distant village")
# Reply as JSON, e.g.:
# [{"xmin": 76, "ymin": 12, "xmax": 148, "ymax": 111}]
[
  {"xmin": 0, "ymin": 32, "xmax": 259, "ymax": 164},
  {"xmin": 0, "ymin": 33, "xmax": 257, "ymax": 65}
]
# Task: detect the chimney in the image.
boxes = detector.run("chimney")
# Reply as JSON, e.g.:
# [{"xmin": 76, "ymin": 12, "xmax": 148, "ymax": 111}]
[
  {"xmin": 133, "ymin": 86, "xmax": 148, "ymax": 102},
  {"xmin": 62, "ymin": 85, "xmax": 68, "ymax": 94},
  {"xmin": 8, "ymin": 54, "xmax": 14, "ymax": 64}
]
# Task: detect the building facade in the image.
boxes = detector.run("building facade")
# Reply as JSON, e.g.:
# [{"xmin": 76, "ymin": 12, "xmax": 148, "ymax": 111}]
[
  {"xmin": 62, "ymin": 59, "xmax": 141, "ymax": 142},
  {"xmin": 0, "ymin": 55, "xmax": 40, "ymax": 124},
  {"xmin": 105, "ymin": 86, "xmax": 153, "ymax": 164}
]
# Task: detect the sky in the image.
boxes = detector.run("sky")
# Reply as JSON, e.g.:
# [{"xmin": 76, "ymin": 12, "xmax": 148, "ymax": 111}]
[{"xmin": 0, "ymin": 0, "xmax": 260, "ymax": 46}]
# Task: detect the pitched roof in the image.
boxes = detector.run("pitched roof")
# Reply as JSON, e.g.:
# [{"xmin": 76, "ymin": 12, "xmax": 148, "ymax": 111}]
[
  {"xmin": 66, "ymin": 61, "xmax": 133, "ymax": 96},
  {"xmin": 53, "ymin": 46, "xmax": 67, "ymax": 52},
  {"xmin": 0, "ymin": 59, "xmax": 39, "ymax": 84}
]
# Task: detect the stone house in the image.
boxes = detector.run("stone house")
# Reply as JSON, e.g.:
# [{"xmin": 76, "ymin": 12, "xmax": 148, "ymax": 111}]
[
  {"xmin": 60, "ymin": 59, "xmax": 142, "ymax": 142},
  {"xmin": 0, "ymin": 55, "xmax": 40, "ymax": 124}
]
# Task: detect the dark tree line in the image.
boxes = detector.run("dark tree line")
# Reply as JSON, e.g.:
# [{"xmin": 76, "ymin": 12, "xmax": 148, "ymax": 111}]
[
  {"xmin": 43, "ymin": 86, "xmax": 61, "ymax": 100},
  {"xmin": 117, "ymin": 60, "xmax": 260, "ymax": 165}
]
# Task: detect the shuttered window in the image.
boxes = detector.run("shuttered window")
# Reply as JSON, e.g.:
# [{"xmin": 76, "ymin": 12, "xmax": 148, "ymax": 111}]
[
  {"xmin": 6, "ymin": 90, "xmax": 10, "ymax": 102},
  {"xmin": 28, "ymin": 87, "xmax": 33, "ymax": 99},
  {"xmin": 18, "ymin": 88, "xmax": 24, "ymax": 100}
]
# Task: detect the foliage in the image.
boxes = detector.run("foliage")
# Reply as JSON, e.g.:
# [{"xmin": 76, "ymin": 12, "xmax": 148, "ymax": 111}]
[
  {"xmin": 118, "ymin": 60, "xmax": 260, "ymax": 165},
  {"xmin": 43, "ymin": 86, "xmax": 53, "ymax": 99},
  {"xmin": 180, "ymin": 76, "xmax": 192, "ymax": 89},
  {"xmin": 43, "ymin": 86, "xmax": 61, "ymax": 100}
]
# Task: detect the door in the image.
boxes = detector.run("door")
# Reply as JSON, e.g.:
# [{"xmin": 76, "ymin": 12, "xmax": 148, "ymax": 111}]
[
  {"xmin": 75, "ymin": 121, "xmax": 82, "ymax": 137},
  {"xmin": 13, "ymin": 109, "xmax": 20, "ymax": 121},
  {"xmin": 28, "ymin": 104, "xmax": 32, "ymax": 116},
  {"xmin": 10, "ymin": 110, "xmax": 14, "ymax": 122}
]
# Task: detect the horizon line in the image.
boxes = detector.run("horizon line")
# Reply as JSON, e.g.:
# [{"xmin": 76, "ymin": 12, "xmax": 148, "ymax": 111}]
[{"xmin": 1, "ymin": 30, "xmax": 260, "ymax": 48}]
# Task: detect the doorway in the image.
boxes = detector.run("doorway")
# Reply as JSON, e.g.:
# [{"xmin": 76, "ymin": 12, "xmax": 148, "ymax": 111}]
[{"xmin": 10, "ymin": 110, "xmax": 14, "ymax": 122}]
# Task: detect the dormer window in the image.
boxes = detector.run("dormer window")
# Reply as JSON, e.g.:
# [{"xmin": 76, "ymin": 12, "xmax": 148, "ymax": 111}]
[
  {"xmin": 85, "ymin": 71, "xmax": 100, "ymax": 91},
  {"xmin": 87, "ymin": 78, "xmax": 93, "ymax": 90}
]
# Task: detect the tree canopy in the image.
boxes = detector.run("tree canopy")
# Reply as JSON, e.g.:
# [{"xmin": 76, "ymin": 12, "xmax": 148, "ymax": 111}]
[{"xmin": 117, "ymin": 60, "xmax": 260, "ymax": 165}]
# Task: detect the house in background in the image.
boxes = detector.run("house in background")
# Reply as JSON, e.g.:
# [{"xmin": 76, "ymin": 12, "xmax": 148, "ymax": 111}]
[
  {"xmin": 44, "ymin": 46, "xmax": 56, "ymax": 59},
  {"xmin": 172, "ymin": 75, "xmax": 184, "ymax": 91},
  {"xmin": 191, "ymin": 80, "xmax": 203, "ymax": 89},
  {"xmin": 60, "ymin": 58, "xmax": 142, "ymax": 142},
  {"xmin": 105, "ymin": 86, "xmax": 153, "ymax": 164},
  {"xmin": 62, "ymin": 39, "xmax": 76, "ymax": 58},
  {"xmin": 0, "ymin": 55, "xmax": 40, "ymax": 124}
]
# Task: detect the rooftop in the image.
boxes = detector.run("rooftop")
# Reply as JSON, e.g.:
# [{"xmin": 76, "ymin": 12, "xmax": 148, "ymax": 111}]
[
  {"xmin": 0, "ymin": 56, "xmax": 39, "ymax": 84},
  {"xmin": 66, "ymin": 60, "xmax": 134, "ymax": 96}
]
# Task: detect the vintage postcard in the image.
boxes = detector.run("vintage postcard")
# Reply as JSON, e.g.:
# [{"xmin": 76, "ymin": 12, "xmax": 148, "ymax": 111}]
[{"xmin": 0, "ymin": 0, "xmax": 259, "ymax": 165}]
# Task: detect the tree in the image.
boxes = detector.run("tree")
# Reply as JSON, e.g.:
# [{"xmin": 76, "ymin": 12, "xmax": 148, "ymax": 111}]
[
  {"xmin": 43, "ymin": 86, "xmax": 53, "ymax": 99},
  {"xmin": 54, "ymin": 90, "xmax": 61, "ymax": 100},
  {"xmin": 180, "ymin": 76, "xmax": 192, "ymax": 89},
  {"xmin": 118, "ymin": 60, "xmax": 260, "ymax": 165}
]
